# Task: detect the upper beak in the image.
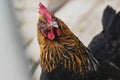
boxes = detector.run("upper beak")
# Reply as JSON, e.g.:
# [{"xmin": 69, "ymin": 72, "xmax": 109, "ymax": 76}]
[{"xmin": 50, "ymin": 21, "xmax": 59, "ymax": 28}]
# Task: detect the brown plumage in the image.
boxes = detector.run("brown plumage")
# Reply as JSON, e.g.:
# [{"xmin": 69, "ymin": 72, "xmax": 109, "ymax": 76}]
[{"xmin": 37, "ymin": 3, "xmax": 98, "ymax": 80}]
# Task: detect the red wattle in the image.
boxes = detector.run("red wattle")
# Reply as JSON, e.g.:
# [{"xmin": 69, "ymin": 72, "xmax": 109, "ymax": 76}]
[{"xmin": 47, "ymin": 31, "xmax": 55, "ymax": 40}]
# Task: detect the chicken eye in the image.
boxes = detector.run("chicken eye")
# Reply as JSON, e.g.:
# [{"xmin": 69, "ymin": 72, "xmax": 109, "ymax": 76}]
[{"xmin": 40, "ymin": 22, "xmax": 46, "ymax": 27}]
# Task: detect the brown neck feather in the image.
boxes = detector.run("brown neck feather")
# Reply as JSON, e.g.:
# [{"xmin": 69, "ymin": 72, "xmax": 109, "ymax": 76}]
[{"xmin": 37, "ymin": 18, "xmax": 98, "ymax": 73}]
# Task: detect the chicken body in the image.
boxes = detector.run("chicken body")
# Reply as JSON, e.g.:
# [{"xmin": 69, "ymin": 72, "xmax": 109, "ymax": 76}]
[
  {"xmin": 37, "ymin": 3, "xmax": 98, "ymax": 80},
  {"xmin": 88, "ymin": 6, "xmax": 120, "ymax": 80}
]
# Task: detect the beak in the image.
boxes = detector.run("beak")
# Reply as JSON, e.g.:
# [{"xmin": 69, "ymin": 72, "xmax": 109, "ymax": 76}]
[{"xmin": 50, "ymin": 21, "xmax": 59, "ymax": 28}]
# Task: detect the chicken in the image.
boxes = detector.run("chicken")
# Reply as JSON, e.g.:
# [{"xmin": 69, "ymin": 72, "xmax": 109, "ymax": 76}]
[
  {"xmin": 37, "ymin": 3, "xmax": 98, "ymax": 80},
  {"xmin": 88, "ymin": 6, "xmax": 120, "ymax": 80}
]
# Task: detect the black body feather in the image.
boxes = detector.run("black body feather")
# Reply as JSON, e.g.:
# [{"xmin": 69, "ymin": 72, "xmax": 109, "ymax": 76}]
[{"xmin": 88, "ymin": 6, "xmax": 120, "ymax": 80}]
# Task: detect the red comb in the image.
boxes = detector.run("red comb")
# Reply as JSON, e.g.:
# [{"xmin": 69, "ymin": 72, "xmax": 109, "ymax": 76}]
[{"xmin": 38, "ymin": 2, "xmax": 53, "ymax": 22}]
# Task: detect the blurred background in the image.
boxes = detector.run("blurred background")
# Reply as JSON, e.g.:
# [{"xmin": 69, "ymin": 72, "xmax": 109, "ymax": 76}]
[{"xmin": 0, "ymin": 0, "xmax": 120, "ymax": 80}]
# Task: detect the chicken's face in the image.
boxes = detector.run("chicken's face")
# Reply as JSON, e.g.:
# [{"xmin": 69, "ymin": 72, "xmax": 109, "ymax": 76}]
[{"xmin": 38, "ymin": 3, "xmax": 61, "ymax": 40}]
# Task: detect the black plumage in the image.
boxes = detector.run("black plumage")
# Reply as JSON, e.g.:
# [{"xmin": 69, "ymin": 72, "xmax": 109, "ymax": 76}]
[{"xmin": 88, "ymin": 6, "xmax": 120, "ymax": 80}]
